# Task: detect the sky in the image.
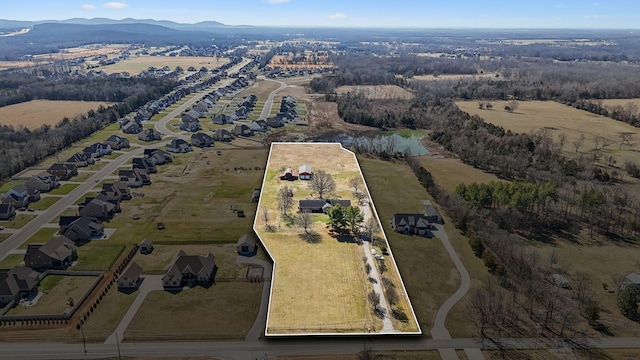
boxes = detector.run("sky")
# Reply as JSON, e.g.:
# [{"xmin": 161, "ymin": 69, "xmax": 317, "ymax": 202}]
[{"xmin": 2, "ymin": 0, "xmax": 640, "ymax": 28}]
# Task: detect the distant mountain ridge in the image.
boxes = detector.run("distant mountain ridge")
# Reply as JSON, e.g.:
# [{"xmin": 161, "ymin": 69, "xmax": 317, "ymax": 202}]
[{"xmin": 0, "ymin": 17, "xmax": 229, "ymax": 30}]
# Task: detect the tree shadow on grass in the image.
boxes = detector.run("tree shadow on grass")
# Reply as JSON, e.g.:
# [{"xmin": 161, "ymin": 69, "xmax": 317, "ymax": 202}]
[{"xmin": 299, "ymin": 231, "xmax": 321, "ymax": 244}]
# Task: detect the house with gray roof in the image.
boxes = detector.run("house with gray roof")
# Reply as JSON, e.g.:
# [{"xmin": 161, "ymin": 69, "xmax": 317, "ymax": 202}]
[
  {"xmin": 391, "ymin": 213, "xmax": 431, "ymax": 237},
  {"xmin": 213, "ymin": 129, "xmax": 233, "ymax": 142},
  {"xmin": 212, "ymin": 114, "xmax": 232, "ymax": 125},
  {"xmin": 137, "ymin": 128, "xmax": 162, "ymax": 142},
  {"xmin": 162, "ymin": 251, "xmax": 216, "ymax": 288},
  {"xmin": 237, "ymin": 233, "xmax": 258, "ymax": 257},
  {"xmin": 24, "ymin": 172, "xmax": 59, "ymax": 192},
  {"xmin": 66, "ymin": 152, "xmax": 94, "ymax": 167},
  {"xmin": 104, "ymin": 135, "xmax": 130, "ymax": 150},
  {"xmin": 2, "ymin": 185, "xmax": 40, "ymax": 209},
  {"xmin": 0, "ymin": 266, "xmax": 41, "ymax": 306},
  {"xmin": 79, "ymin": 196, "xmax": 117, "ymax": 221},
  {"xmin": 422, "ymin": 200, "xmax": 443, "ymax": 224},
  {"xmin": 59, "ymin": 216, "xmax": 104, "ymax": 242},
  {"xmin": 118, "ymin": 262, "xmax": 143, "ymax": 289},
  {"xmin": 298, "ymin": 199, "xmax": 351, "ymax": 214},
  {"xmin": 24, "ymin": 236, "xmax": 78, "ymax": 270},
  {"xmin": 191, "ymin": 133, "xmax": 214, "ymax": 148},
  {"xmin": 166, "ymin": 139, "xmax": 193, "ymax": 153},
  {"xmin": 0, "ymin": 204, "xmax": 16, "ymax": 221},
  {"xmin": 47, "ymin": 162, "xmax": 77, "ymax": 181}
]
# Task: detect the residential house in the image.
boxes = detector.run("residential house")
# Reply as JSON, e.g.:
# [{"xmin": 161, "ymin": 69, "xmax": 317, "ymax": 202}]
[
  {"xmin": 66, "ymin": 152, "xmax": 94, "ymax": 167},
  {"xmin": 47, "ymin": 163, "xmax": 78, "ymax": 181},
  {"xmin": 139, "ymin": 238, "xmax": 154, "ymax": 254},
  {"xmin": 144, "ymin": 149, "xmax": 173, "ymax": 165},
  {"xmin": 24, "ymin": 172, "xmax": 59, "ymax": 192},
  {"xmin": 298, "ymin": 165, "xmax": 313, "ymax": 180},
  {"xmin": 212, "ymin": 114, "xmax": 232, "ymax": 125},
  {"xmin": 59, "ymin": 215, "xmax": 104, "ymax": 242},
  {"xmin": 137, "ymin": 129, "xmax": 162, "ymax": 142},
  {"xmin": 24, "ymin": 236, "xmax": 78, "ymax": 270},
  {"xmin": 0, "ymin": 266, "xmax": 41, "ymax": 306},
  {"xmin": 78, "ymin": 196, "xmax": 117, "ymax": 221},
  {"xmin": 162, "ymin": 251, "xmax": 216, "ymax": 288},
  {"xmin": 2, "ymin": 185, "xmax": 40, "ymax": 209},
  {"xmin": 237, "ymin": 233, "xmax": 258, "ymax": 257},
  {"xmin": 166, "ymin": 139, "xmax": 193, "ymax": 153},
  {"xmin": 104, "ymin": 135, "xmax": 130, "ymax": 150},
  {"xmin": 118, "ymin": 169, "xmax": 143, "ymax": 188},
  {"xmin": 249, "ymin": 120, "xmax": 268, "ymax": 133},
  {"xmin": 134, "ymin": 169, "xmax": 151, "ymax": 185},
  {"xmin": 622, "ymin": 273, "xmax": 640, "ymax": 289},
  {"xmin": 233, "ymin": 124, "xmax": 253, "ymax": 137},
  {"xmin": 298, "ymin": 199, "xmax": 351, "ymax": 214},
  {"xmin": 422, "ymin": 200, "xmax": 443, "ymax": 224},
  {"xmin": 83, "ymin": 143, "xmax": 112, "ymax": 158},
  {"xmin": 266, "ymin": 116, "xmax": 285, "ymax": 128},
  {"xmin": 101, "ymin": 181, "xmax": 131, "ymax": 202},
  {"xmin": 186, "ymin": 109, "xmax": 204, "ymax": 120},
  {"xmin": 191, "ymin": 133, "xmax": 214, "ymax": 148},
  {"xmin": 0, "ymin": 204, "xmax": 16, "ymax": 221},
  {"xmin": 279, "ymin": 168, "xmax": 298, "ymax": 181},
  {"xmin": 213, "ymin": 129, "xmax": 233, "ymax": 142},
  {"xmin": 118, "ymin": 262, "xmax": 143, "ymax": 289},
  {"xmin": 193, "ymin": 102, "xmax": 209, "ymax": 114},
  {"xmin": 391, "ymin": 213, "xmax": 431, "ymax": 237},
  {"xmin": 231, "ymin": 107, "xmax": 250, "ymax": 121},
  {"xmin": 180, "ymin": 118, "xmax": 201, "ymax": 132},
  {"xmin": 122, "ymin": 120, "xmax": 142, "ymax": 134},
  {"xmin": 132, "ymin": 157, "xmax": 157, "ymax": 173}
]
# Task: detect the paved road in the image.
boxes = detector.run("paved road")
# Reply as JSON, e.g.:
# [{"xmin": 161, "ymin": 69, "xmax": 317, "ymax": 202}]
[
  {"xmin": 4, "ymin": 336, "xmax": 640, "ymax": 359},
  {"xmin": 259, "ymin": 79, "xmax": 286, "ymax": 120}
]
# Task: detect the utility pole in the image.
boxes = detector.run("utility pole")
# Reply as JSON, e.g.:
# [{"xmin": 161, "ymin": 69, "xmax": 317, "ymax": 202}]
[
  {"xmin": 79, "ymin": 322, "xmax": 87, "ymax": 358},
  {"xmin": 115, "ymin": 332, "xmax": 122, "ymax": 360}
]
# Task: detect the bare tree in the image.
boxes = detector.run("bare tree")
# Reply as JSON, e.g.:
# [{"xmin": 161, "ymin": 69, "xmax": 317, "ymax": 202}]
[
  {"xmin": 367, "ymin": 290, "xmax": 380, "ymax": 306},
  {"xmin": 558, "ymin": 133, "xmax": 567, "ymax": 152},
  {"xmin": 348, "ymin": 177, "xmax": 363, "ymax": 195},
  {"xmin": 295, "ymin": 213, "xmax": 313, "ymax": 235},
  {"xmin": 573, "ymin": 133, "xmax": 585, "ymax": 153},
  {"xmin": 619, "ymin": 132, "xmax": 634, "ymax": 149},
  {"xmin": 624, "ymin": 101, "xmax": 639, "ymax": 121},
  {"xmin": 277, "ymin": 186, "xmax": 294, "ymax": 216},
  {"xmin": 505, "ymin": 100, "xmax": 519, "ymax": 113},
  {"xmin": 261, "ymin": 206, "xmax": 272, "ymax": 231},
  {"xmin": 363, "ymin": 217, "xmax": 379, "ymax": 245},
  {"xmin": 308, "ymin": 170, "xmax": 336, "ymax": 199}
]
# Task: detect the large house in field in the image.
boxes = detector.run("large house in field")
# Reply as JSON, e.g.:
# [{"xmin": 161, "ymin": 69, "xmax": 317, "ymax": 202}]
[
  {"xmin": 162, "ymin": 251, "xmax": 216, "ymax": 288},
  {"xmin": 298, "ymin": 199, "xmax": 351, "ymax": 214},
  {"xmin": 118, "ymin": 262, "xmax": 144, "ymax": 289},
  {"xmin": 391, "ymin": 213, "xmax": 431, "ymax": 237},
  {"xmin": 24, "ymin": 236, "xmax": 78, "ymax": 270},
  {"xmin": 59, "ymin": 216, "xmax": 104, "ymax": 242}
]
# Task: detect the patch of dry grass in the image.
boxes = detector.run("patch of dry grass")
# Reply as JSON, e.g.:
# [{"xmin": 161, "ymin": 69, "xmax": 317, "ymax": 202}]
[
  {"xmin": 98, "ymin": 56, "xmax": 229, "ymax": 75},
  {"xmin": 0, "ymin": 100, "xmax": 112, "ymax": 129},
  {"xmin": 336, "ymin": 85, "xmax": 414, "ymax": 100},
  {"xmin": 6, "ymin": 275, "xmax": 99, "ymax": 315},
  {"xmin": 124, "ymin": 283, "xmax": 262, "ymax": 341},
  {"xmin": 418, "ymin": 156, "xmax": 504, "ymax": 192}
]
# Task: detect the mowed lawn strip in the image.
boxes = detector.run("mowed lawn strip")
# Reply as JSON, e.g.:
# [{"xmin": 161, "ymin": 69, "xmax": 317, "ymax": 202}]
[
  {"xmin": 0, "ymin": 214, "xmax": 37, "ymax": 229},
  {"xmin": 49, "ymin": 184, "xmax": 80, "ymax": 195},
  {"xmin": 31, "ymin": 196, "xmax": 61, "ymax": 210},
  {"xmin": 18, "ymin": 228, "xmax": 59, "ymax": 249},
  {"xmin": 6, "ymin": 275, "xmax": 98, "ymax": 315},
  {"xmin": 124, "ymin": 283, "xmax": 262, "ymax": 341}
]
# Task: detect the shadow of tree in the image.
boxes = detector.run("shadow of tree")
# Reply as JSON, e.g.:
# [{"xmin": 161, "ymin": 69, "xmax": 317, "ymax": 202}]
[{"xmin": 299, "ymin": 231, "xmax": 321, "ymax": 243}]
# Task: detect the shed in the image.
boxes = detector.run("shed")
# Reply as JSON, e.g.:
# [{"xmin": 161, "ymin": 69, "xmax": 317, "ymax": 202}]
[{"xmin": 237, "ymin": 233, "xmax": 258, "ymax": 257}]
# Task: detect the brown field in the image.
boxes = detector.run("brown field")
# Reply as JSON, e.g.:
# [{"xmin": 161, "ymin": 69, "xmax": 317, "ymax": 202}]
[
  {"xmin": 456, "ymin": 100, "xmax": 640, "ymax": 168},
  {"xmin": 0, "ymin": 100, "xmax": 112, "ymax": 129},
  {"xmin": 601, "ymin": 98, "xmax": 640, "ymax": 108},
  {"xmin": 256, "ymin": 143, "xmax": 419, "ymax": 334},
  {"xmin": 419, "ymin": 156, "xmax": 504, "ymax": 192},
  {"xmin": 124, "ymin": 283, "xmax": 262, "ymax": 341},
  {"xmin": 7, "ymin": 275, "xmax": 98, "ymax": 315},
  {"xmin": 235, "ymin": 79, "xmax": 281, "ymax": 100},
  {"xmin": 336, "ymin": 85, "xmax": 414, "ymax": 100},
  {"xmin": 268, "ymin": 51, "xmax": 334, "ymax": 70},
  {"xmin": 97, "ymin": 56, "xmax": 229, "ymax": 75},
  {"xmin": 0, "ymin": 61, "xmax": 36, "ymax": 71},
  {"xmin": 34, "ymin": 44, "xmax": 128, "ymax": 60}
]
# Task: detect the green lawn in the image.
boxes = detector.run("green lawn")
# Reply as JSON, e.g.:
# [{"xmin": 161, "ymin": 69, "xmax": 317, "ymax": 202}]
[
  {"xmin": 31, "ymin": 196, "xmax": 61, "ymax": 210},
  {"xmin": 0, "ymin": 180, "xmax": 23, "ymax": 193},
  {"xmin": 0, "ymin": 254, "xmax": 24, "ymax": 268},
  {"xmin": 49, "ymin": 184, "xmax": 79, "ymax": 195},
  {"xmin": 19, "ymin": 228, "xmax": 59, "ymax": 249},
  {"xmin": 83, "ymin": 288, "xmax": 139, "ymax": 342},
  {"xmin": 0, "ymin": 214, "xmax": 36, "ymax": 229},
  {"xmin": 75, "ymin": 244, "xmax": 125, "ymax": 271},
  {"xmin": 0, "ymin": 234, "xmax": 10, "ymax": 244}
]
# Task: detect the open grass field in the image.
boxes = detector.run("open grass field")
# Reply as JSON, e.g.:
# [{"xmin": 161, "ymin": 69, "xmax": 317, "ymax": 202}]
[
  {"xmin": 236, "ymin": 79, "xmax": 280, "ymax": 100},
  {"xmin": 600, "ymin": 98, "xmax": 640, "ymax": 108},
  {"xmin": 359, "ymin": 156, "xmax": 487, "ymax": 337},
  {"xmin": 0, "ymin": 100, "xmax": 112, "ymax": 129},
  {"xmin": 6, "ymin": 275, "xmax": 98, "ymax": 315},
  {"xmin": 335, "ymin": 85, "xmax": 414, "ymax": 100},
  {"xmin": 30, "ymin": 196, "xmax": 61, "ymax": 210},
  {"xmin": 106, "ymin": 147, "xmax": 268, "ymax": 246},
  {"xmin": 409, "ymin": 73, "xmax": 498, "ymax": 82},
  {"xmin": 124, "ymin": 283, "xmax": 262, "ymax": 341},
  {"xmin": 0, "ymin": 180, "xmax": 23, "ymax": 193},
  {"xmin": 49, "ymin": 184, "xmax": 80, "ymax": 195},
  {"xmin": 419, "ymin": 156, "xmax": 504, "ymax": 192},
  {"xmin": 98, "ymin": 56, "xmax": 229, "ymax": 75},
  {"xmin": 75, "ymin": 243, "xmax": 125, "ymax": 271},
  {"xmin": 456, "ymin": 100, "xmax": 640, "ymax": 169},
  {"xmin": 269, "ymin": 51, "xmax": 333, "ymax": 70},
  {"xmin": 256, "ymin": 143, "xmax": 419, "ymax": 334}
]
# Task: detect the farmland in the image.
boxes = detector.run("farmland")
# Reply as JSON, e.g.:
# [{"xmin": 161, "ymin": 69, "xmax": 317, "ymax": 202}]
[
  {"xmin": 98, "ymin": 56, "xmax": 229, "ymax": 75},
  {"xmin": 0, "ymin": 100, "xmax": 112, "ymax": 129},
  {"xmin": 456, "ymin": 100, "xmax": 640, "ymax": 168},
  {"xmin": 419, "ymin": 156, "xmax": 504, "ymax": 192},
  {"xmin": 336, "ymin": 85, "xmax": 414, "ymax": 100},
  {"xmin": 255, "ymin": 143, "xmax": 419, "ymax": 335}
]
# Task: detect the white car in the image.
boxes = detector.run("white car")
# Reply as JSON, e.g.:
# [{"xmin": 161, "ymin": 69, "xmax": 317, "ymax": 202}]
[
  {"xmin": 374, "ymin": 254, "xmax": 384, "ymax": 260},
  {"xmin": 371, "ymin": 249, "xmax": 377, "ymax": 255}
]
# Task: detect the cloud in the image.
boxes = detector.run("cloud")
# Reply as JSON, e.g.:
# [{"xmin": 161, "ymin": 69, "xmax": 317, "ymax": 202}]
[
  {"xmin": 81, "ymin": 4, "xmax": 96, "ymax": 10},
  {"xmin": 262, "ymin": 0, "xmax": 291, "ymax": 4},
  {"xmin": 328, "ymin": 13, "xmax": 347, "ymax": 20},
  {"xmin": 584, "ymin": 14, "xmax": 608, "ymax": 19},
  {"xmin": 102, "ymin": 2, "xmax": 129, "ymax": 9}
]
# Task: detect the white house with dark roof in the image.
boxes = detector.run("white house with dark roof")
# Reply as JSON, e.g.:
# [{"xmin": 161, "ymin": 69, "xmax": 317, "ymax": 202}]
[
  {"xmin": 118, "ymin": 262, "xmax": 144, "ymax": 289},
  {"xmin": 391, "ymin": 213, "xmax": 432, "ymax": 237},
  {"xmin": 162, "ymin": 251, "xmax": 216, "ymax": 288}
]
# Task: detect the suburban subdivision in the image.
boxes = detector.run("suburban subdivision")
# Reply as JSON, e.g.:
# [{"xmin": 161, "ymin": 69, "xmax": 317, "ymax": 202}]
[{"xmin": 255, "ymin": 142, "xmax": 421, "ymax": 335}]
